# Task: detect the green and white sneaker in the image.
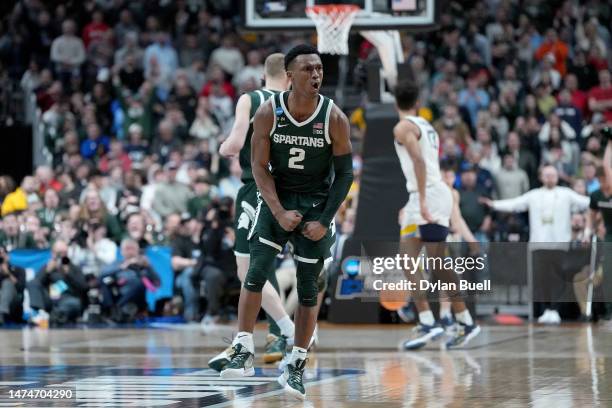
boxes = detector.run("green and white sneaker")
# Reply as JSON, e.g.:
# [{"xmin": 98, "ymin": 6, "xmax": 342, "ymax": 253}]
[
  {"xmin": 263, "ymin": 334, "xmax": 288, "ymax": 364},
  {"xmin": 278, "ymin": 334, "xmax": 315, "ymax": 372},
  {"xmin": 278, "ymin": 358, "xmax": 307, "ymax": 400},
  {"xmin": 208, "ymin": 346, "xmax": 232, "ymax": 372},
  {"xmin": 219, "ymin": 343, "xmax": 255, "ymax": 378}
]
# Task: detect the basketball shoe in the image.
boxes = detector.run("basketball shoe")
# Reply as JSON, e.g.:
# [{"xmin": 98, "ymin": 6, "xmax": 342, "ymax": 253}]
[
  {"xmin": 263, "ymin": 334, "xmax": 288, "ymax": 363},
  {"xmin": 219, "ymin": 343, "xmax": 255, "ymax": 378},
  {"xmin": 445, "ymin": 322, "xmax": 481, "ymax": 349},
  {"xmin": 208, "ymin": 345, "xmax": 232, "ymax": 372},
  {"xmin": 278, "ymin": 358, "xmax": 307, "ymax": 400},
  {"xmin": 401, "ymin": 323, "xmax": 444, "ymax": 350}
]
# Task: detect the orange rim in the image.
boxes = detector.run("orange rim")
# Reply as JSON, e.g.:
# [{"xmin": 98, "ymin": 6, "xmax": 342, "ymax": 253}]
[{"xmin": 305, "ymin": 4, "xmax": 360, "ymax": 16}]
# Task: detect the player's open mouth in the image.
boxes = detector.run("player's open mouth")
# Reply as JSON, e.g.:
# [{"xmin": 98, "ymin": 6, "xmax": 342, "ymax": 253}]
[{"xmin": 311, "ymin": 82, "xmax": 320, "ymax": 90}]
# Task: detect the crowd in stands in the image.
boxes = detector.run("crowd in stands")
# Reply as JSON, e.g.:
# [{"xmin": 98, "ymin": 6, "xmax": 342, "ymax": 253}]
[{"xmin": 0, "ymin": 0, "xmax": 610, "ymax": 326}]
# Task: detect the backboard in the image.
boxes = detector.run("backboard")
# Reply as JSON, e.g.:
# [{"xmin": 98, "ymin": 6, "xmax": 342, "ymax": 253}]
[{"xmin": 242, "ymin": 0, "xmax": 437, "ymax": 30}]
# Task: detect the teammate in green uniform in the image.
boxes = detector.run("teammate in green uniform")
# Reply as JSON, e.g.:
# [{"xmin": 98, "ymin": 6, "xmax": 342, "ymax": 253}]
[
  {"xmin": 209, "ymin": 54, "xmax": 293, "ymax": 369},
  {"xmin": 220, "ymin": 45, "xmax": 353, "ymax": 400}
]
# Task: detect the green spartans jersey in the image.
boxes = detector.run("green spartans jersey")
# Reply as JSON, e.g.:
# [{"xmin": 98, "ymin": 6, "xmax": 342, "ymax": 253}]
[
  {"xmin": 590, "ymin": 189, "xmax": 612, "ymax": 241},
  {"xmin": 269, "ymin": 91, "xmax": 334, "ymax": 194},
  {"xmin": 240, "ymin": 88, "xmax": 278, "ymax": 183}
]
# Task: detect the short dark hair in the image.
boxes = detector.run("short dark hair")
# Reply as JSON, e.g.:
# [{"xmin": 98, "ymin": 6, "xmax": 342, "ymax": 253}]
[
  {"xmin": 284, "ymin": 44, "xmax": 320, "ymax": 70},
  {"xmin": 394, "ymin": 80, "xmax": 420, "ymax": 110}
]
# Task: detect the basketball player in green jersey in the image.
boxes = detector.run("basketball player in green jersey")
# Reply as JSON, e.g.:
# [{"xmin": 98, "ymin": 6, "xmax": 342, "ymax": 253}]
[
  {"xmin": 210, "ymin": 54, "xmax": 326, "ymax": 371},
  {"xmin": 221, "ymin": 45, "xmax": 353, "ymax": 400},
  {"xmin": 208, "ymin": 54, "xmax": 293, "ymax": 370}
]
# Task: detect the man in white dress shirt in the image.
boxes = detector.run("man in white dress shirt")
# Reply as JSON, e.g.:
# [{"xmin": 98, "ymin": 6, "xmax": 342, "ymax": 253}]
[{"xmin": 482, "ymin": 165, "xmax": 590, "ymax": 323}]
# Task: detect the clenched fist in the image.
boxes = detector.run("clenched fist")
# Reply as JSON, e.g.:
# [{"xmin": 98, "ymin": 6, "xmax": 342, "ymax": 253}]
[
  {"xmin": 302, "ymin": 221, "xmax": 328, "ymax": 241},
  {"xmin": 276, "ymin": 210, "xmax": 303, "ymax": 232}
]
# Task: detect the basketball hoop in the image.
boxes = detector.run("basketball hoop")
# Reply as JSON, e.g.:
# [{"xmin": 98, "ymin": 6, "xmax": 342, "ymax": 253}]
[{"xmin": 305, "ymin": 4, "xmax": 360, "ymax": 55}]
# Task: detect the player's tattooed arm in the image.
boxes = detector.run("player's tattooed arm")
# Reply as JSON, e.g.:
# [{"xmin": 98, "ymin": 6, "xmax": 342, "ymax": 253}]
[
  {"xmin": 251, "ymin": 100, "xmax": 302, "ymax": 232},
  {"xmin": 394, "ymin": 120, "xmax": 434, "ymax": 223},
  {"xmin": 305, "ymin": 105, "xmax": 353, "ymax": 241},
  {"xmin": 220, "ymin": 94, "xmax": 251, "ymax": 157}
]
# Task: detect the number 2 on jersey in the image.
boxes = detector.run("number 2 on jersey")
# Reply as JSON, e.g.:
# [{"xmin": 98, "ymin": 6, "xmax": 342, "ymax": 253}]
[{"xmin": 288, "ymin": 147, "xmax": 305, "ymax": 169}]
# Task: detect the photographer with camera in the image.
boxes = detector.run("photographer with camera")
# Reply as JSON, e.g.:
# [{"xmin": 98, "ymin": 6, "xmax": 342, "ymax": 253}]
[
  {"xmin": 171, "ymin": 213, "xmax": 201, "ymax": 322},
  {"xmin": 99, "ymin": 238, "xmax": 160, "ymax": 322},
  {"xmin": 0, "ymin": 246, "xmax": 26, "ymax": 325},
  {"xmin": 27, "ymin": 240, "xmax": 88, "ymax": 326},
  {"xmin": 67, "ymin": 220, "xmax": 118, "ymax": 323},
  {"xmin": 195, "ymin": 197, "xmax": 237, "ymax": 332}
]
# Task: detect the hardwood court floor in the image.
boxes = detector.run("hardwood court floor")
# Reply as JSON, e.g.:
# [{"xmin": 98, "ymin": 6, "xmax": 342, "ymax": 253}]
[{"xmin": 0, "ymin": 322, "xmax": 611, "ymax": 407}]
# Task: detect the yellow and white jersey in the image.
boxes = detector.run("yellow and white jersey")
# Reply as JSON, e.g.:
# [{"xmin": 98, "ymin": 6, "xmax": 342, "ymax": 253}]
[
  {"xmin": 394, "ymin": 115, "xmax": 442, "ymax": 193},
  {"xmin": 396, "ymin": 115, "xmax": 452, "ymax": 229}
]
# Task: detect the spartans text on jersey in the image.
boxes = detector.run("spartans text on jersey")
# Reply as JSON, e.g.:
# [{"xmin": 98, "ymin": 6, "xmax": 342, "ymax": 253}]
[{"xmin": 272, "ymin": 133, "xmax": 325, "ymax": 148}]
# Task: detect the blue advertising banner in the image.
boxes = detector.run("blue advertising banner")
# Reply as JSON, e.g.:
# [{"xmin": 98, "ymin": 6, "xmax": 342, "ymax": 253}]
[{"xmin": 8, "ymin": 247, "xmax": 174, "ymax": 311}]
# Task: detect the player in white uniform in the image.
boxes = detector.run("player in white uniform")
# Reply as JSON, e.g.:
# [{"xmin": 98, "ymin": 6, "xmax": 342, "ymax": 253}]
[{"xmin": 393, "ymin": 81, "xmax": 481, "ymax": 350}]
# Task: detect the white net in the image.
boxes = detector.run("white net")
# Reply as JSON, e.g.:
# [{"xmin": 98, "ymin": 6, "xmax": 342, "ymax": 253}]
[{"xmin": 306, "ymin": 5, "xmax": 360, "ymax": 55}]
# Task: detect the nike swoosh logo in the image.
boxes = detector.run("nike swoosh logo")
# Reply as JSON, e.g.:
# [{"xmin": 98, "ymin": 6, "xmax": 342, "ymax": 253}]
[
  {"xmin": 313, "ymin": 202, "xmax": 321, "ymax": 207},
  {"xmin": 277, "ymin": 124, "xmax": 289, "ymax": 128}
]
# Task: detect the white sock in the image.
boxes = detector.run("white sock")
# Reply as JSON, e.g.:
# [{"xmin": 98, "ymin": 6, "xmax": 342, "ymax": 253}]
[
  {"xmin": 455, "ymin": 310, "xmax": 474, "ymax": 326},
  {"xmin": 419, "ymin": 310, "xmax": 435, "ymax": 326},
  {"xmin": 289, "ymin": 346, "xmax": 307, "ymax": 365},
  {"xmin": 276, "ymin": 316, "xmax": 295, "ymax": 338},
  {"xmin": 233, "ymin": 331, "xmax": 254, "ymax": 354}
]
